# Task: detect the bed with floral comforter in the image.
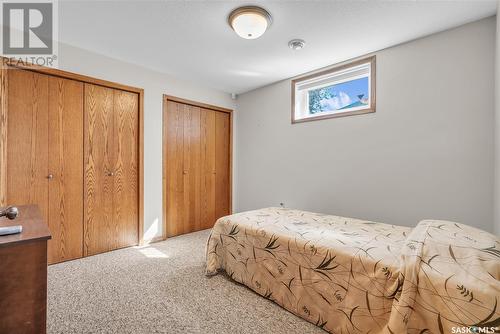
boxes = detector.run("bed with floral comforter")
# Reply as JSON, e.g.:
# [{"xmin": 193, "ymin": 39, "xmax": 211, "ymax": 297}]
[{"xmin": 206, "ymin": 208, "xmax": 499, "ymax": 334}]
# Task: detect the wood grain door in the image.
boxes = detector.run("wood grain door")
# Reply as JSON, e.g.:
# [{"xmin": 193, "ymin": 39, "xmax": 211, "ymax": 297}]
[
  {"xmin": 3, "ymin": 66, "xmax": 142, "ymax": 263},
  {"xmin": 200, "ymin": 109, "xmax": 216, "ymax": 230},
  {"xmin": 165, "ymin": 100, "xmax": 185, "ymax": 237},
  {"xmin": 7, "ymin": 69, "xmax": 49, "ymax": 222},
  {"xmin": 112, "ymin": 90, "xmax": 139, "ymax": 249},
  {"xmin": 164, "ymin": 100, "xmax": 230, "ymax": 237},
  {"xmin": 84, "ymin": 84, "xmax": 139, "ymax": 256},
  {"xmin": 182, "ymin": 104, "xmax": 201, "ymax": 234},
  {"xmin": 47, "ymin": 76, "xmax": 84, "ymax": 263},
  {"xmin": 214, "ymin": 111, "xmax": 230, "ymax": 220},
  {"xmin": 84, "ymin": 83, "xmax": 115, "ymax": 256}
]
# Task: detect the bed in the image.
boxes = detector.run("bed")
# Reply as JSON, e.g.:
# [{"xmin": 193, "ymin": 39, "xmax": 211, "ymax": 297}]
[{"xmin": 206, "ymin": 208, "xmax": 500, "ymax": 334}]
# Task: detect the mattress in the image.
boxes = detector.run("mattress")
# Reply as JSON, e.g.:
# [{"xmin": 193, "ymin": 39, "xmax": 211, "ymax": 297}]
[{"xmin": 206, "ymin": 208, "xmax": 500, "ymax": 333}]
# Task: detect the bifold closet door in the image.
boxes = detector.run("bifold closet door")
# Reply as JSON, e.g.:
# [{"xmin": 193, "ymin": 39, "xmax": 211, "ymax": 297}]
[
  {"xmin": 112, "ymin": 90, "xmax": 139, "ymax": 249},
  {"xmin": 165, "ymin": 101, "xmax": 198, "ymax": 236},
  {"xmin": 6, "ymin": 69, "xmax": 84, "ymax": 264},
  {"xmin": 47, "ymin": 77, "xmax": 84, "ymax": 263},
  {"xmin": 7, "ymin": 69, "xmax": 49, "ymax": 223},
  {"xmin": 200, "ymin": 109, "xmax": 216, "ymax": 230},
  {"xmin": 214, "ymin": 111, "xmax": 230, "ymax": 220},
  {"xmin": 182, "ymin": 104, "xmax": 202, "ymax": 234},
  {"xmin": 84, "ymin": 84, "xmax": 115, "ymax": 256},
  {"xmin": 166, "ymin": 101, "xmax": 204, "ymax": 236},
  {"xmin": 164, "ymin": 100, "xmax": 230, "ymax": 237},
  {"xmin": 165, "ymin": 100, "xmax": 185, "ymax": 237},
  {"xmin": 84, "ymin": 83, "xmax": 139, "ymax": 256}
]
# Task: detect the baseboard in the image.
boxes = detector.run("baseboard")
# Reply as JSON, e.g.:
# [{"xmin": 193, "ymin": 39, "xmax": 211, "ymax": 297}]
[{"xmin": 146, "ymin": 235, "xmax": 166, "ymax": 244}]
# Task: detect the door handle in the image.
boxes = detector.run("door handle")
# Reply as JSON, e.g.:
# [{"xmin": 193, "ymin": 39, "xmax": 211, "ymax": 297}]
[
  {"xmin": 107, "ymin": 171, "xmax": 114, "ymax": 176},
  {"xmin": 46, "ymin": 174, "xmax": 53, "ymax": 180}
]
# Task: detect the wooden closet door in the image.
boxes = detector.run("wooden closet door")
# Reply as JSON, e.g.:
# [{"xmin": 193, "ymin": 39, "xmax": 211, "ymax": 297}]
[
  {"xmin": 7, "ymin": 69, "xmax": 49, "ymax": 222},
  {"xmin": 182, "ymin": 104, "xmax": 202, "ymax": 234},
  {"xmin": 165, "ymin": 101, "xmax": 185, "ymax": 237},
  {"xmin": 164, "ymin": 99, "xmax": 231, "ymax": 237},
  {"xmin": 112, "ymin": 90, "xmax": 139, "ymax": 248},
  {"xmin": 84, "ymin": 83, "xmax": 115, "ymax": 256},
  {"xmin": 47, "ymin": 77, "xmax": 83, "ymax": 264},
  {"xmin": 200, "ymin": 109, "xmax": 216, "ymax": 229},
  {"xmin": 215, "ymin": 111, "xmax": 230, "ymax": 220}
]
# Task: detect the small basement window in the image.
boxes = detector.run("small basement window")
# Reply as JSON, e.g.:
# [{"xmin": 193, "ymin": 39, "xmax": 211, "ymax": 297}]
[{"xmin": 292, "ymin": 56, "xmax": 375, "ymax": 123}]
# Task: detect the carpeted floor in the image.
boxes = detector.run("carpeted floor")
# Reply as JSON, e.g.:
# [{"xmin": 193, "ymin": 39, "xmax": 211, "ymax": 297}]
[{"xmin": 48, "ymin": 229, "xmax": 323, "ymax": 334}]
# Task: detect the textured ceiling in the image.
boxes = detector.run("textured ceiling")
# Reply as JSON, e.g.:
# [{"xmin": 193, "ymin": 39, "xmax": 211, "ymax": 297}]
[{"xmin": 59, "ymin": 0, "xmax": 497, "ymax": 94}]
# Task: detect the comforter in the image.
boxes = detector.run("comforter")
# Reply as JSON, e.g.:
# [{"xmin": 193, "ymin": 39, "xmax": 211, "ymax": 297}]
[{"xmin": 206, "ymin": 208, "xmax": 499, "ymax": 333}]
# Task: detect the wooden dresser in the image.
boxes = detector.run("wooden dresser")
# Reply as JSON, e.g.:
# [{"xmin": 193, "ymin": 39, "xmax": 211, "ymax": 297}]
[{"xmin": 0, "ymin": 205, "xmax": 51, "ymax": 334}]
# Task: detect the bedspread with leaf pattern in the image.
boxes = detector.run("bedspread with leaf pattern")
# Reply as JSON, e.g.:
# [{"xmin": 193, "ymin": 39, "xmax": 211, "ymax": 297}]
[{"xmin": 206, "ymin": 208, "xmax": 500, "ymax": 333}]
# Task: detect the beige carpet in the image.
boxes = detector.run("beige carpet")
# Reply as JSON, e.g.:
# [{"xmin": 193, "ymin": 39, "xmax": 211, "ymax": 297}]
[{"xmin": 48, "ymin": 229, "xmax": 323, "ymax": 334}]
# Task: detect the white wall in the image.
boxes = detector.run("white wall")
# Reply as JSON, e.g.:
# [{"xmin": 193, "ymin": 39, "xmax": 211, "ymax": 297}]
[
  {"xmin": 234, "ymin": 17, "xmax": 496, "ymax": 232},
  {"xmin": 495, "ymin": 6, "xmax": 500, "ymax": 234},
  {"xmin": 58, "ymin": 43, "xmax": 235, "ymax": 242}
]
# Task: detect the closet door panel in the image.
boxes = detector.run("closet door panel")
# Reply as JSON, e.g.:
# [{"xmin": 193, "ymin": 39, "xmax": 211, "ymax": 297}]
[
  {"xmin": 164, "ymin": 100, "xmax": 231, "ymax": 237},
  {"xmin": 183, "ymin": 104, "xmax": 201, "ymax": 234},
  {"xmin": 48, "ymin": 77, "xmax": 84, "ymax": 263},
  {"xmin": 215, "ymin": 112, "xmax": 230, "ymax": 220},
  {"xmin": 112, "ymin": 90, "xmax": 139, "ymax": 248},
  {"xmin": 165, "ymin": 101, "xmax": 185, "ymax": 237},
  {"xmin": 84, "ymin": 83, "xmax": 115, "ymax": 256},
  {"xmin": 200, "ymin": 109, "xmax": 216, "ymax": 230},
  {"xmin": 7, "ymin": 69, "xmax": 49, "ymax": 222}
]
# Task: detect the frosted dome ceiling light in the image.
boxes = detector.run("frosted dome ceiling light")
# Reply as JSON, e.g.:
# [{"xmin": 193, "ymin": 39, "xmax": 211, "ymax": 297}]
[{"xmin": 228, "ymin": 6, "xmax": 272, "ymax": 40}]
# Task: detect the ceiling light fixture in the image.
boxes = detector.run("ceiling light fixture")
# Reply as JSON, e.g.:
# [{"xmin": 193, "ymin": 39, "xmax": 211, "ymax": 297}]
[
  {"xmin": 228, "ymin": 6, "xmax": 272, "ymax": 40},
  {"xmin": 288, "ymin": 39, "xmax": 306, "ymax": 50}
]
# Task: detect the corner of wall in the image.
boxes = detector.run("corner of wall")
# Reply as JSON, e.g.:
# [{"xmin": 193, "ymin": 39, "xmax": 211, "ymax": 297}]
[{"xmin": 495, "ymin": 5, "xmax": 500, "ymax": 235}]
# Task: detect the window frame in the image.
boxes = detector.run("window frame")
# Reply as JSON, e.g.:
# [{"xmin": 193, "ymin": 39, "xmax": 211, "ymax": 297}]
[{"xmin": 291, "ymin": 55, "xmax": 376, "ymax": 124}]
